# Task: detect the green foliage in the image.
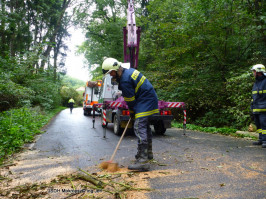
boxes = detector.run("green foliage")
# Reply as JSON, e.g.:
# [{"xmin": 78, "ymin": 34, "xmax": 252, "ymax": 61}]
[
  {"xmin": 0, "ymin": 107, "xmax": 47, "ymax": 164},
  {"xmin": 0, "ymin": 106, "xmax": 65, "ymax": 164},
  {"xmin": 90, "ymin": 67, "xmax": 104, "ymax": 81},
  {"xmin": 194, "ymin": 110, "xmax": 235, "ymax": 128},
  {"xmin": 60, "ymin": 86, "xmax": 81, "ymax": 107},
  {"xmin": 0, "ymin": 56, "xmax": 33, "ymax": 111},
  {"xmin": 61, "ymin": 75, "xmax": 86, "ymax": 89},
  {"xmin": 138, "ymin": 0, "xmax": 265, "ymax": 128},
  {"xmin": 0, "ymin": 55, "xmax": 63, "ymax": 111},
  {"xmin": 0, "ymin": 79, "xmax": 34, "ymax": 111},
  {"xmin": 0, "ymin": 0, "xmax": 73, "ymax": 112},
  {"xmin": 60, "ymin": 75, "xmax": 86, "ymax": 106},
  {"xmin": 25, "ymin": 75, "xmax": 62, "ymax": 110},
  {"xmin": 74, "ymin": 0, "xmax": 127, "ymax": 75},
  {"xmin": 226, "ymin": 72, "xmax": 254, "ymax": 128},
  {"xmin": 172, "ymin": 121, "xmax": 257, "ymax": 139},
  {"xmin": 72, "ymin": 0, "xmax": 264, "ymax": 130},
  {"xmin": 0, "ymin": 0, "xmax": 71, "ymax": 71},
  {"xmin": 172, "ymin": 121, "xmax": 237, "ymax": 136}
]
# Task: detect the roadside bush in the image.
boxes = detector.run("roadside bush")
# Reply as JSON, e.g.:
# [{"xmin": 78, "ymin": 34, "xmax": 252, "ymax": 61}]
[
  {"xmin": 0, "ymin": 78, "xmax": 34, "ymax": 112},
  {"xmin": 0, "ymin": 107, "xmax": 49, "ymax": 164},
  {"xmin": 0, "ymin": 55, "xmax": 62, "ymax": 111},
  {"xmin": 194, "ymin": 109, "xmax": 235, "ymax": 128},
  {"xmin": 25, "ymin": 76, "xmax": 62, "ymax": 110},
  {"xmin": 226, "ymin": 72, "xmax": 254, "ymax": 129},
  {"xmin": 60, "ymin": 86, "xmax": 81, "ymax": 107},
  {"xmin": 172, "ymin": 121, "xmax": 237, "ymax": 136}
]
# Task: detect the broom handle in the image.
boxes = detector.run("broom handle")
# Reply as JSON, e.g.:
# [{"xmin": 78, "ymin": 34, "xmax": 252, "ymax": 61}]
[{"xmin": 110, "ymin": 118, "xmax": 131, "ymax": 162}]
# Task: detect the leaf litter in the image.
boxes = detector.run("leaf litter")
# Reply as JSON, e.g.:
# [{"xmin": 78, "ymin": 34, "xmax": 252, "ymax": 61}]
[{"xmin": 0, "ymin": 166, "xmax": 179, "ymax": 199}]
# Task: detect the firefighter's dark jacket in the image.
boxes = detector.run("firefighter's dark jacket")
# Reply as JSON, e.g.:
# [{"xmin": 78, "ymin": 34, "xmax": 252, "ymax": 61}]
[
  {"xmin": 251, "ymin": 75, "xmax": 266, "ymax": 114},
  {"xmin": 118, "ymin": 68, "xmax": 159, "ymax": 119}
]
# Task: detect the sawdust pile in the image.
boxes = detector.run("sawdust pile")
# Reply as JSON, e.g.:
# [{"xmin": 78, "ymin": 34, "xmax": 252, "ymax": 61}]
[{"xmin": 0, "ymin": 167, "xmax": 177, "ymax": 199}]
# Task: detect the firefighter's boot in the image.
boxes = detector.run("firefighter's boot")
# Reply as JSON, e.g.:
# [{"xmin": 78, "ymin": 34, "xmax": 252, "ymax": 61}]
[
  {"xmin": 253, "ymin": 140, "xmax": 263, "ymax": 145},
  {"xmin": 262, "ymin": 141, "xmax": 266, "ymax": 148},
  {"xmin": 129, "ymin": 144, "xmax": 150, "ymax": 171},
  {"xmin": 148, "ymin": 139, "xmax": 153, "ymax": 160},
  {"xmin": 253, "ymin": 133, "xmax": 262, "ymax": 145},
  {"xmin": 135, "ymin": 140, "xmax": 153, "ymax": 160},
  {"xmin": 135, "ymin": 145, "xmax": 141, "ymax": 160},
  {"xmin": 135, "ymin": 139, "xmax": 141, "ymax": 160}
]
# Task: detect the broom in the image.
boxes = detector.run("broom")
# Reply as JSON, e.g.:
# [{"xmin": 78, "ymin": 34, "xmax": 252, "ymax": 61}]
[{"xmin": 99, "ymin": 118, "xmax": 132, "ymax": 172}]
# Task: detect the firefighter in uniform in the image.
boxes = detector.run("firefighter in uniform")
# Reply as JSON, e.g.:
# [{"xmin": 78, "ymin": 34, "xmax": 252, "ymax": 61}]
[
  {"xmin": 250, "ymin": 64, "xmax": 266, "ymax": 148},
  {"xmin": 68, "ymin": 98, "xmax": 75, "ymax": 113},
  {"xmin": 102, "ymin": 58, "xmax": 159, "ymax": 171}
]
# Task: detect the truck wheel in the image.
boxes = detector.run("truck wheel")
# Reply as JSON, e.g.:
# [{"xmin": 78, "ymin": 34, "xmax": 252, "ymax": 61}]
[
  {"xmin": 83, "ymin": 110, "xmax": 87, "ymax": 116},
  {"xmin": 154, "ymin": 121, "xmax": 166, "ymax": 135},
  {"xmin": 113, "ymin": 115, "xmax": 123, "ymax": 135},
  {"xmin": 87, "ymin": 109, "xmax": 92, "ymax": 116}
]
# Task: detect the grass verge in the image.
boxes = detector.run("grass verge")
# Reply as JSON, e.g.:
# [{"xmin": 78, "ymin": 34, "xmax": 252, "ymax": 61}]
[
  {"xmin": 0, "ymin": 106, "xmax": 65, "ymax": 165},
  {"xmin": 172, "ymin": 121, "xmax": 257, "ymax": 140}
]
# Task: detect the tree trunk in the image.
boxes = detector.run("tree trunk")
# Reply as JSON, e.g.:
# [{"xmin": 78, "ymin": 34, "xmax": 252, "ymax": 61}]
[
  {"xmin": 9, "ymin": 0, "xmax": 16, "ymax": 57},
  {"xmin": 0, "ymin": 0, "xmax": 6, "ymax": 56},
  {"xmin": 40, "ymin": 0, "xmax": 71, "ymax": 70},
  {"xmin": 53, "ymin": 46, "xmax": 58, "ymax": 81}
]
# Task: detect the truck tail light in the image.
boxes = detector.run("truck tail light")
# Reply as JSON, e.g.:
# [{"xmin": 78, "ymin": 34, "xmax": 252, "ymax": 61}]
[
  {"xmin": 122, "ymin": 110, "xmax": 130, "ymax": 116},
  {"xmin": 160, "ymin": 110, "xmax": 172, "ymax": 115}
]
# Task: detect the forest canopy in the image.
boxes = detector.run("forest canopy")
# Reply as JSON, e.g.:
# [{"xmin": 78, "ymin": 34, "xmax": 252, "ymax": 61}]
[
  {"xmin": 74, "ymin": 0, "xmax": 265, "ymax": 128},
  {"xmin": 0, "ymin": 0, "xmax": 265, "ymax": 129}
]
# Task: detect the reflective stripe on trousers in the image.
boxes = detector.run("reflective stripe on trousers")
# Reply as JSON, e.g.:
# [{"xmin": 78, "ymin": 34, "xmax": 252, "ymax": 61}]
[
  {"xmin": 134, "ymin": 117, "xmax": 152, "ymax": 145},
  {"xmin": 254, "ymin": 113, "xmax": 266, "ymax": 141}
]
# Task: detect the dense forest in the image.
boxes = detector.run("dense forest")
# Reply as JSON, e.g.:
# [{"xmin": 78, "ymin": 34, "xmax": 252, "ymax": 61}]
[
  {"xmin": 0, "ymin": 0, "xmax": 265, "ymax": 123},
  {"xmin": 0, "ymin": 0, "xmax": 265, "ymax": 159},
  {"xmin": 0, "ymin": 0, "xmax": 85, "ymax": 161},
  {"xmin": 75, "ymin": 0, "xmax": 265, "ymax": 128}
]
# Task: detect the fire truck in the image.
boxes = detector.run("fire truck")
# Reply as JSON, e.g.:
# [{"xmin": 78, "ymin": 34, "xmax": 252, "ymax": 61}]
[
  {"xmin": 83, "ymin": 80, "xmax": 102, "ymax": 116},
  {"xmin": 92, "ymin": 0, "xmax": 186, "ymax": 137}
]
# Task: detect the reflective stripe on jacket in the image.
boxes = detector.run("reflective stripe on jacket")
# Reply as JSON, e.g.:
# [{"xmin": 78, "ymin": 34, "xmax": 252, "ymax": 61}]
[
  {"xmin": 119, "ymin": 68, "xmax": 159, "ymax": 119},
  {"xmin": 251, "ymin": 75, "xmax": 266, "ymax": 113},
  {"xmin": 68, "ymin": 99, "xmax": 75, "ymax": 103}
]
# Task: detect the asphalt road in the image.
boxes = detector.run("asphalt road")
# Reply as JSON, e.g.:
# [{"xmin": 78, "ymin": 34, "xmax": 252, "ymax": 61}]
[{"xmin": 8, "ymin": 108, "xmax": 266, "ymax": 198}]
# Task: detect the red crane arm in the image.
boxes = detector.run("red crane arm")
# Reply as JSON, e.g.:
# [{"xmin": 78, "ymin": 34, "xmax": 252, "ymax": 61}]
[{"xmin": 123, "ymin": 0, "xmax": 141, "ymax": 69}]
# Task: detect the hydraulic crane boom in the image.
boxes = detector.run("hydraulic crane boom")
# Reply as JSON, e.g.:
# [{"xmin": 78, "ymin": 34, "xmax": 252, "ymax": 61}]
[
  {"xmin": 92, "ymin": 0, "xmax": 187, "ymax": 137},
  {"xmin": 123, "ymin": 0, "xmax": 141, "ymax": 69}
]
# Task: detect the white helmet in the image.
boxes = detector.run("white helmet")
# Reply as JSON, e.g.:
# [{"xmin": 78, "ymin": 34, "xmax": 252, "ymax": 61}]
[
  {"xmin": 102, "ymin": 58, "xmax": 121, "ymax": 74},
  {"xmin": 251, "ymin": 64, "xmax": 265, "ymax": 73}
]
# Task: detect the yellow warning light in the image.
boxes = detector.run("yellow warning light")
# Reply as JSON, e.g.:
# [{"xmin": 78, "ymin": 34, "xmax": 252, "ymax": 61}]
[{"xmin": 97, "ymin": 80, "xmax": 102, "ymax": 87}]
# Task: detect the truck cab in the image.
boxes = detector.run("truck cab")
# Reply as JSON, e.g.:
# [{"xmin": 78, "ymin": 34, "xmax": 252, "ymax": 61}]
[
  {"xmin": 98, "ymin": 75, "xmax": 120, "ymax": 102},
  {"xmin": 83, "ymin": 80, "xmax": 102, "ymax": 116}
]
